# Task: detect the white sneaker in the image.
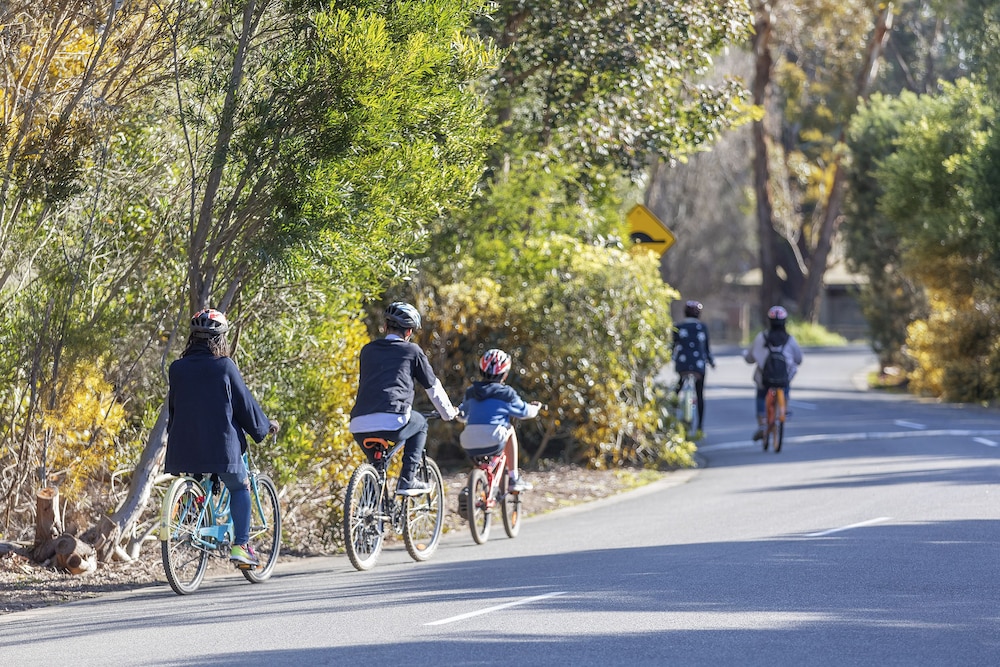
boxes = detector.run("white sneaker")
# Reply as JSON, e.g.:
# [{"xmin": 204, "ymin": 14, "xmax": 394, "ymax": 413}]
[{"xmin": 509, "ymin": 473, "xmax": 532, "ymax": 493}]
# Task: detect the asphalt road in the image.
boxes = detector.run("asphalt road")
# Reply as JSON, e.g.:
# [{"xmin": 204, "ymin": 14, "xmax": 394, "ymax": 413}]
[{"xmin": 3, "ymin": 346, "xmax": 1000, "ymax": 665}]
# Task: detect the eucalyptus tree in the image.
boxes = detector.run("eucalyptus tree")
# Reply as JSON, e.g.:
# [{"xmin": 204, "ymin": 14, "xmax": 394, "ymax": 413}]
[
  {"xmin": 749, "ymin": 0, "xmax": 894, "ymax": 323},
  {"xmin": 0, "ymin": 0, "xmax": 185, "ymax": 540}
]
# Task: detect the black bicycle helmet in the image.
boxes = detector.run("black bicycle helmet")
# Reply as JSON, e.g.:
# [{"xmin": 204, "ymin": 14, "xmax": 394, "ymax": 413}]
[
  {"xmin": 190, "ymin": 308, "xmax": 229, "ymax": 337},
  {"xmin": 684, "ymin": 300, "xmax": 703, "ymax": 318},
  {"xmin": 384, "ymin": 302, "xmax": 421, "ymax": 330}
]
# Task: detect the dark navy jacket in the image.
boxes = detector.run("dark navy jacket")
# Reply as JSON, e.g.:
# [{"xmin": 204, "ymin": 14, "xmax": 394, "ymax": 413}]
[
  {"xmin": 672, "ymin": 317, "xmax": 714, "ymax": 374},
  {"xmin": 165, "ymin": 347, "xmax": 271, "ymax": 475},
  {"xmin": 350, "ymin": 337, "xmax": 438, "ymax": 418}
]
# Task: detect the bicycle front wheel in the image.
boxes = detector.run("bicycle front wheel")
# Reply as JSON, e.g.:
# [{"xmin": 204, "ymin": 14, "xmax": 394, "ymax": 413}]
[
  {"xmin": 243, "ymin": 474, "xmax": 281, "ymax": 583},
  {"xmin": 468, "ymin": 468, "xmax": 492, "ymax": 545},
  {"xmin": 343, "ymin": 463, "xmax": 385, "ymax": 571},
  {"xmin": 500, "ymin": 473, "xmax": 521, "ymax": 538},
  {"xmin": 403, "ymin": 457, "xmax": 444, "ymax": 562},
  {"xmin": 161, "ymin": 478, "xmax": 210, "ymax": 595}
]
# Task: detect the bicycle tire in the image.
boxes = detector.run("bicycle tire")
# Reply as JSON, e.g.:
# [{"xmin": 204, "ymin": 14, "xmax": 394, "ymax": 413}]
[
  {"xmin": 763, "ymin": 389, "xmax": 774, "ymax": 451},
  {"xmin": 403, "ymin": 457, "xmax": 444, "ymax": 562},
  {"xmin": 161, "ymin": 478, "xmax": 210, "ymax": 595},
  {"xmin": 774, "ymin": 420, "xmax": 785, "ymax": 453},
  {"xmin": 500, "ymin": 472, "xmax": 521, "ymax": 538},
  {"xmin": 468, "ymin": 468, "xmax": 492, "ymax": 545},
  {"xmin": 767, "ymin": 422, "xmax": 781, "ymax": 453},
  {"xmin": 343, "ymin": 463, "xmax": 385, "ymax": 571},
  {"xmin": 679, "ymin": 377, "xmax": 697, "ymax": 433},
  {"xmin": 242, "ymin": 474, "xmax": 281, "ymax": 583}
]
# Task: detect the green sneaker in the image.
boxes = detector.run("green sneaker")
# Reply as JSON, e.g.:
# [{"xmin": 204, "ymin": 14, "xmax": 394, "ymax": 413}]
[{"xmin": 230, "ymin": 544, "xmax": 258, "ymax": 566}]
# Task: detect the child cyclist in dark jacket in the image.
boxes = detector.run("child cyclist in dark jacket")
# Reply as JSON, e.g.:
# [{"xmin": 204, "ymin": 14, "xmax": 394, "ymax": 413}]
[{"xmin": 458, "ymin": 349, "xmax": 540, "ymax": 492}]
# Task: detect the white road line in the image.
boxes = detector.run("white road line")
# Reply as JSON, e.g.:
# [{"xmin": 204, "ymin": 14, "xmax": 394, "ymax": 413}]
[
  {"xmin": 894, "ymin": 419, "xmax": 926, "ymax": 430},
  {"xmin": 803, "ymin": 517, "xmax": 891, "ymax": 538},
  {"xmin": 424, "ymin": 591, "xmax": 567, "ymax": 626},
  {"xmin": 697, "ymin": 429, "xmax": 1000, "ymax": 452},
  {"xmin": 974, "ymin": 437, "xmax": 998, "ymax": 447}
]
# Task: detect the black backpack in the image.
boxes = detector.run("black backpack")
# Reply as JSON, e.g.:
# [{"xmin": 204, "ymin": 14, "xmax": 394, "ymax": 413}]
[{"xmin": 761, "ymin": 336, "xmax": 789, "ymax": 388}]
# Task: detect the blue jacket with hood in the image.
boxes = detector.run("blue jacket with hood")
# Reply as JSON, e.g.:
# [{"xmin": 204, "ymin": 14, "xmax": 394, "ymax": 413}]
[{"xmin": 458, "ymin": 381, "xmax": 538, "ymax": 449}]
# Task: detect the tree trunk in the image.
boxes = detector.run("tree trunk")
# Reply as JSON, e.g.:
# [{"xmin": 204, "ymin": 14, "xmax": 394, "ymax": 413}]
[
  {"xmin": 87, "ymin": 402, "xmax": 169, "ymax": 561},
  {"xmin": 31, "ymin": 486, "xmax": 61, "ymax": 562},
  {"xmin": 799, "ymin": 5, "xmax": 894, "ymax": 321},
  {"xmin": 751, "ymin": 1, "xmax": 783, "ymax": 321}
]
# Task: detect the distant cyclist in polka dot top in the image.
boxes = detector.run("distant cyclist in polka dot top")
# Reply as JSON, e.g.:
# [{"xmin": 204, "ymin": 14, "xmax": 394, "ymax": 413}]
[{"xmin": 672, "ymin": 300, "xmax": 715, "ymax": 432}]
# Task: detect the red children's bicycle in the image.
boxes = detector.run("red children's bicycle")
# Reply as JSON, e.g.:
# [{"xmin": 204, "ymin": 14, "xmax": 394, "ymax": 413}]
[{"xmin": 463, "ymin": 447, "xmax": 522, "ymax": 544}]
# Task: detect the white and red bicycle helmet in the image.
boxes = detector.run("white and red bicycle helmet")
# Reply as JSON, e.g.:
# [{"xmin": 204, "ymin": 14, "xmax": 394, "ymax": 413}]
[
  {"xmin": 480, "ymin": 348, "xmax": 512, "ymax": 379},
  {"xmin": 190, "ymin": 308, "xmax": 230, "ymax": 337}
]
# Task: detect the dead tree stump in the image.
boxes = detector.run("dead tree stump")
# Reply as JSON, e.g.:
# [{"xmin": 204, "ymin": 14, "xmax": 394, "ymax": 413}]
[
  {"xmin": 54, "ymin": 534, "xmax": 97, "ymax": 575},
  {"xmin": 31, "ymin": 487, "xmax": 62, "ymax": 562}
]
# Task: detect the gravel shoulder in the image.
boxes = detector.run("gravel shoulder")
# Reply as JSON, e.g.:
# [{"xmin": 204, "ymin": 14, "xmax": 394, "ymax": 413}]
[{"xmin": 1, "ymin": 464, "xmax": 668, "ymax": 616}]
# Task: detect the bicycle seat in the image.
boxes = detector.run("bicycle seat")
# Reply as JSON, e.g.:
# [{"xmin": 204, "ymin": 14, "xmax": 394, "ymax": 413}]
[
  {"xmin": 361, "ymin": 437, "xmax": 394, "ymax": 461},
  {"xmin": 463, "ymin": 444, "xmax": 504, "ymax": 460}
]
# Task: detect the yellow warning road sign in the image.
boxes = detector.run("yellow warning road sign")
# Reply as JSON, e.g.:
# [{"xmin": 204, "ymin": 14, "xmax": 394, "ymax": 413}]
[{"xmin": 627, "ymin": 204, "xmax": 675, "ymax": 256}]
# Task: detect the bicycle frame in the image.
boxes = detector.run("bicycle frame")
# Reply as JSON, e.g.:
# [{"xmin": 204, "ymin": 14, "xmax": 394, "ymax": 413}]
[
  {"xmin": 677, "ymin": 371, "xmax": 699, "ymax": 431},
  {"xmin": 159, "ymin": 452, "xmax": 272, "ymax": 555},
  {"xmin": 472, "ymin": 449, "xmax": 507, "ymax": 511},
  {"xmin": 763, "ymin": 386, "xmax": 787, "ymax": 452},
  {"xmin": 766, "ymin": 386, "xmax": 786, "ymax": 423},
  {"xmin": 360, "ymin": 437, "xmax": 409, "ymax": 532}
]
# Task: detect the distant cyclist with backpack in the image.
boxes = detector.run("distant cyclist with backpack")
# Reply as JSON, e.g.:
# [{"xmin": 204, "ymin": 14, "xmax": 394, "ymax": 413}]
[{"xmin": 744, "ymin": 305, "xmax": 803, "ymax": 441}]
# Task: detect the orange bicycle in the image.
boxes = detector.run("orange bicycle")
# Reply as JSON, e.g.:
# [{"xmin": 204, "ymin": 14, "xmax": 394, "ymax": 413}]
[{"xmin": 763, "ymin": 386, "xmax": 786, "ymax": 453}]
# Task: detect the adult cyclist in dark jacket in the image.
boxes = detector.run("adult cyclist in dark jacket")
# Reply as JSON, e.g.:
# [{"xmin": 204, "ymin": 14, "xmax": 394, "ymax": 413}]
[
  {"xmin": 672, "ymin": 300, "xmax": 715, "ymax": 432},
  {"xmin": 165, "ymin": 308, "xmax": 279, "ymax": 567},
  {"xmin": 349, "ymin": 302, "xmax": 459, "ymax": 495}
]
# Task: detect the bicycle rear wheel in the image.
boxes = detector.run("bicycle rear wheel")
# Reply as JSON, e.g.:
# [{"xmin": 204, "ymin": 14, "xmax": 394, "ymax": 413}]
[
  {"xmin": 343, "ymin": 463, "xmax": 385, "ymax": 571},
  {"xmin": 774, "ymin": 390, "xmax": 786, "ymax": 453},
  {"xmin": 403, "ymin": 457, "xmax": 444, "ymax": 562},
  {"xmin": 500, "ymin": 473, "xmax": 521, "ymax": 538},
  {"xmin": 161, "ymin": 478, "xmax": 210, "ymax": 595},
  {"xmin": 679, "ymin": 378, "xmax": 697, "ymax": 433},
  {"xmin": 766, "ymin": 422, "xmax": 781, "ymax": 453},
  {"xmin": 774, "ymin": 421, "xmax": 785, "ymax": 453},
  {"xmin": 763, "ymin": 390, "xmax": 775, "ymax": 451},
  {"xmin": 243, "ymin": 474, "xmax": 281, "ymax": 583},
  {"xmin": 468, "ymin": 468, "xmax": 492, "ymax": 545}
]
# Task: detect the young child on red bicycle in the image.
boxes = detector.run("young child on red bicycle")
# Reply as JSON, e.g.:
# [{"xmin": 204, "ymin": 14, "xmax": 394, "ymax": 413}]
[{"xmin": 458, "ymin": 349, "xmax": 540, "ymax": 493}]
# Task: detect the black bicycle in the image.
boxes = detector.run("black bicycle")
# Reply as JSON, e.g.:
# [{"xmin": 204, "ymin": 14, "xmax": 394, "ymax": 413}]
[{"xmin": 342, "ymin": 418, "xmax": 445, "ymax": 571}]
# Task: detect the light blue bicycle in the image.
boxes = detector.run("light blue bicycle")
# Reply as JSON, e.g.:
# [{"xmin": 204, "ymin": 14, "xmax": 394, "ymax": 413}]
[{"xmin": 159, "ymin": 446, "xmax": 281, "ymax": 595}]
